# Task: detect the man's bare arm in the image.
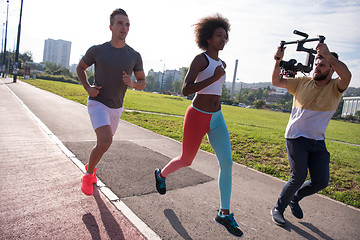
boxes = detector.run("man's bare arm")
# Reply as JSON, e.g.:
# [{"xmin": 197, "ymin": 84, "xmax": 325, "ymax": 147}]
[
  {"xmin": 272, "ymin": 47, "xmax": 287, "ymax": 89},
  {"xmin": 76, "ymin": 59, "xmax": 101, "ymax": 97},
  {"xmin": 123, "ymin": 70, "xmax": 146, "ymax": 90},
  {"xmin": 316, "ymin": 43, "xmax": 352, "ymax": 92}
]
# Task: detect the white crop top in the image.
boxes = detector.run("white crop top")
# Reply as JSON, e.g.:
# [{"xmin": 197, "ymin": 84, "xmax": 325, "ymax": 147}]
[{"xmin": 195, "ymin": 53, "xmax": 226, "ymax": 96}]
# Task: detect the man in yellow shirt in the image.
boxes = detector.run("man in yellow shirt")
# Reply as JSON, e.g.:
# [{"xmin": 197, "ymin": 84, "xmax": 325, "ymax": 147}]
[{"xmin": 270, "ymin": 43, "xmax": 352, "ymax": 226}]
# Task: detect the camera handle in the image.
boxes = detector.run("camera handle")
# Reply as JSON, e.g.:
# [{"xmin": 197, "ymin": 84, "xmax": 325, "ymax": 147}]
[
  {"xmin": 276, "ymin": 31, "xmax": 325, "ymax": 60},
  {"xmin": 276, "ymin": 32, "xmax": 325, "ymax": 74},
  {"xmin": 297, "ymin": 35, "xmax": 325, "ymax": 73}
]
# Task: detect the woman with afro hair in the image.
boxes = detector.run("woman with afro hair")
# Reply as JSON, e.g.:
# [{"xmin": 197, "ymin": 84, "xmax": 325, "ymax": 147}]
[{"xmin": 155, "ymin": 14, "xmax": 243, "ymax": 237}]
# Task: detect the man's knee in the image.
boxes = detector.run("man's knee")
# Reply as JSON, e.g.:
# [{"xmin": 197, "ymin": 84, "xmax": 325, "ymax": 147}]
[
  {"xmin": 95, "ymin": 125, "xmax": 113, "ymax": 153},
  {"xmin": 96, "ymin": 137, "xmax": 112, "ymax": 153},
  {"xmin": 288, "ymin": 174, "xmax": 307, "ymax": 188},
  {"xmin": 313, "ymin": 177, "xmax": 329, "ymax": 190}
]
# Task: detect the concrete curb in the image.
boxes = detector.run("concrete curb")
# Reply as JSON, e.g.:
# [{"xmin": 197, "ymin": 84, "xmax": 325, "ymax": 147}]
[{"xmin": 4, "ymin": 81, "xmax": 161, "ymax": 240}]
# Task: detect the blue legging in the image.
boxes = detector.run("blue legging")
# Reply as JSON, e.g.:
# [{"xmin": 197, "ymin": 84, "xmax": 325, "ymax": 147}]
[{"xmin": 161, "ymin": 105, "xmax": 233, "ymax": 209}]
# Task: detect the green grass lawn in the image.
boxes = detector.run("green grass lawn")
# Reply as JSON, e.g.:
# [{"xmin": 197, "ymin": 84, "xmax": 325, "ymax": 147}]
[{"xmin": 23, "ymin": 79, "xmax": 360, "ymax": 208}]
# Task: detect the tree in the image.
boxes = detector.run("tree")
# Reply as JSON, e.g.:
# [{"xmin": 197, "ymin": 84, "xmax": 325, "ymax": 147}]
[
  {"xmin": 181, "ymin": 67, "xmax": 188, "ymax": 83},
  {"xmin": 163, "ymin": 76, "xmax": 173, "ymax": 92},
  {"xmin": 256, "ymin": 88, "xmax": 263, "ymax": 100},
  {"xmin": 221, "ymin": 85, "xmax": 231, "ymax": 102},
  {"xmin": 343, "ymin": 87, "xmax": 360, "ymax": 97},
  {"xmin": 355, "ymin": 111, "xmax": 360, "ymax": 121},
  {"xmin": 284, "ymin": 92, "xmax": 293, "ymax": 102},
  {"xmin": 62, "ymin": 68, "xmax": 73, "ymax": 78},
  {"xmin": 44, "ymin": 62, "xmax": 74, "ymax": 78},
  {"xmin": 172, "ymin": 79, "xmax": 182, "ymax": 94},
  {"xmin": 333, "ymin": 99, "xmax": 344, "ymax": 119},
  {"xmin": 284, "ymin": 101, "xmax": 292, "ymax": 111},
  {"xmin": 254, "ymin": 99, "xmax": 265, "ymax": 109},
  {"xmin": 53, "ymin": 66, "xmax": 72, "ymax": 77},
  {"xmin": 345, "ymin": 114, "xmax": 356, "ymax": 121},
  {"xmin": 53, "ymin": 69, "xmax": 63, "ymax": 75},
  {"xmin": 44, "ymin": 62, "xmax": 60, "ymax": 74},
  {"xmin": 144, "ymin": 74, "xmax": 158, "ymax": 92},
  {"xmin": 246, "ymin": 92, "xmax": 256, "ymax": 104},
  {"xmin": 19, "ymin": 51, "xmax": 33, "ymax": 63},
  {"xmin": 235, "ymin": 91, "xmax": 245, "ymax": 104},
  {"xmin": 86, "ymin": 69, "xmax": 95, "ymax": 85},
  {"xmin": 263, "ymin": 89, "xmax": 269, "ymax": 99}
]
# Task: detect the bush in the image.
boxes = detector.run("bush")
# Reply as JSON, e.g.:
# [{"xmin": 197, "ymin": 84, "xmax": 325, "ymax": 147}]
[
  {"xmin": 254, "ymin": 99, "xmax": 265, "ymax": 109},
  {"xmin": 36, "ymin": 73, "xmax": 79, "ymax": 84}
]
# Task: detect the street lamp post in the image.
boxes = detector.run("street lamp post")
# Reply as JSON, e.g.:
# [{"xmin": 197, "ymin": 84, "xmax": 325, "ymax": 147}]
[
  {"xmin": 13, "ymin": 0, "xmax": 24, "ymax": 83},
  {"xmin": 2, "ymin": 0, "xmax": 9, "ymax": 78},
  {"xmin": 160, "ymin": 59, "xmax": 165, "ymax": 91},
  {"xmin": 231, "ymin": 59, "xmax": 238, "ymax": 98},
  {"xmin": 1, "ymin": 23, "xmax": 4, "ymax": 58}
]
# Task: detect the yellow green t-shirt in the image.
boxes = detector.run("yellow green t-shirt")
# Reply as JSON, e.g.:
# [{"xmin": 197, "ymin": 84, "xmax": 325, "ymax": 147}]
[{"xmin": 285, "ymin": 76, "xmax": 343, "ymax": 140}]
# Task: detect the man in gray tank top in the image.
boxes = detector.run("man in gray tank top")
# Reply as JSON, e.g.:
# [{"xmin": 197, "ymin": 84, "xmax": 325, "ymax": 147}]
[{"xmin": 76, "ymin": 8, "xmax": 146, "ymax": 196}]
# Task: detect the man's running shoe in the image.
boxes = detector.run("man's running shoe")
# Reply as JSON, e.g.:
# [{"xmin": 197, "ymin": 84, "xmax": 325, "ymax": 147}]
[
  {"xmin": 81, "ymin": 173, "xmax": 95, "ymax": 196},
  {"xmin": 154, "ymin": 168, "xmax": 166, "ymax": 195},
  {"xmin": 85, "ymin": 164, "xmax": 97, "ymax": 184},
  {"xmin": 289, "ymin": 201, "xmax": 303, "ymax": 219},
  {"xmin": 215, "ymin": 211, "xmax": 243, "ymax": 237},
  {"xmin": 271, "ymin": 207, "xmax": 286, "ymax": 226}
]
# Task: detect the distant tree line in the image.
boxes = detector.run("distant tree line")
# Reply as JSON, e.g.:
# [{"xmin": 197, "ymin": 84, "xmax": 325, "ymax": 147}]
[
  {"xmin": 1, "ymin": 50, "xmax": 90, "ymax": 84},
  {"xmin": 219, "ymin": 84, "xmax": 293, "ymax": 111},
  {"xmin": 1, "ymin": 50, "xmax": 33, "ymax": 74}
]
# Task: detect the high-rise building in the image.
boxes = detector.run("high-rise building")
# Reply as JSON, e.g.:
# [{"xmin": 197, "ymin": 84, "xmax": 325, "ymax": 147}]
[{"xmin": 43, "ymin": 39, "xmax": 71, "ymax": 68}]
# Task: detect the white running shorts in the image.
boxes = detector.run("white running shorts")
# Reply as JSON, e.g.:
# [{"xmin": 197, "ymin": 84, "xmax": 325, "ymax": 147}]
[{"xmin": 87, "ymin": 99, "xmax": 124, "ymax": 135}]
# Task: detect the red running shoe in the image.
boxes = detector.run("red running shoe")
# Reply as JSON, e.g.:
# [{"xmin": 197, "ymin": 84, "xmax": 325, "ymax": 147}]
[
  {"xmin": 85, "ymin": 164, "xmax": 97, "ymax": 184},
  {"xmin": 81, "ymin": 173, "xmax": 94, "ymax": 196}
]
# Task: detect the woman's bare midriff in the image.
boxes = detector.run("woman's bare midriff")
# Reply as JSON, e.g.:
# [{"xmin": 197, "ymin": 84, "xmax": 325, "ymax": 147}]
[{"xmin": 192, "ymin": 94, "xmax": 221, "ymax": 112}]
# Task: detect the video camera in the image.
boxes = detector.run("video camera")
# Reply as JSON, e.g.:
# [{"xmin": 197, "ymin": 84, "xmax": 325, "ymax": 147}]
[{"xmin": 278, "ymin": 30, "xmax": 325, "ymax": 77}]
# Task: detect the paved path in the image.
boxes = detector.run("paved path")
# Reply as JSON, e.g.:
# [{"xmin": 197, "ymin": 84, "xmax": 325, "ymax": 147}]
[
  {"xmin": 0, "ymin": 78, "xmax": 147, "ymax": 239},
  {"xmin": 1, "ymin": 77, "xmax": 359, "ymax": 240}
]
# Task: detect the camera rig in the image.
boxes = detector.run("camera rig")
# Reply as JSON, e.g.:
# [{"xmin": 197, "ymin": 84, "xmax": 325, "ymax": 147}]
[{"xmin": 278, "ymin": 30, "xmax": 325, "ymax": 77}]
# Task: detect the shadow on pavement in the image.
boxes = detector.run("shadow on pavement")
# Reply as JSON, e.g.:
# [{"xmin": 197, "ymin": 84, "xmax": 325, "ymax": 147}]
[
  {"xmin": 82, "ymin": 213, "xmax": 101, "ymax": 240},
  {"xmin": 279, "ymin": 220, "xmax": 335, "ymax": 240},
  {"xmin": 300, "ymin": 222, "xmax": 335, "ymax": 240},
  {"xmin": 93, "ymin": 188, "xmax": 125, "ymax": 240},
  {"xmin": 65, "ymin": 140, "xmax": 214, "ymax": 198},
  {"xmin": 164, "ymin": 209, "xmax": 193, "ymax": 240}
]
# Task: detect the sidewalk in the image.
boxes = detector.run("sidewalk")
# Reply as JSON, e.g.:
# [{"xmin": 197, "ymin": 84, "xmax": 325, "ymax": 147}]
[
  {"xmin": 1, "ymin": 77, "xmax": 360, "ymax": 240},
  {"xmin": 0, "ymin": 79, "xmax": 146, "ymax": 240}
]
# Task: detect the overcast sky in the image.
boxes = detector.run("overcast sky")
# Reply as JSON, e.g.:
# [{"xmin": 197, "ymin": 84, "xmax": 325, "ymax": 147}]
[{"xmin": 1, "ymin": 0, "xmax": 359, "ymax": 87}]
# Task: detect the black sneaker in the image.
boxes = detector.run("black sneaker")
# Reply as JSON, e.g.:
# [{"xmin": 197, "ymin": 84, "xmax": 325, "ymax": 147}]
[
  {"xmin": 155, "ymin": 168, "xmax": 166, "ymax": 195},
  {"xmin": 215, "ymin": 211, "xmax": 243, "ymax": 237},
  {"xmin": 289, "ymin": 201, "xmax": 303, "ymax": 219},
  {"xmin": 271, "ymin": 207, "xmax": 286, "ymax": 226}
]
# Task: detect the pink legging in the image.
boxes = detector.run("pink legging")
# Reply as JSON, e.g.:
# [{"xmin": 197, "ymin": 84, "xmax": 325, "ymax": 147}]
[{"xmin": 161, "ymin": 105, "xmax": 233, "ymax": 209}]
